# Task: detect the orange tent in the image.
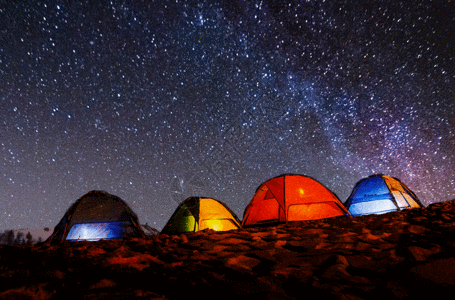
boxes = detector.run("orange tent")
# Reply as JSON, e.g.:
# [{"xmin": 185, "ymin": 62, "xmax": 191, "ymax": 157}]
[{"xmin": 242, "ymin": 174, "xmax": 350, "ymax": 227}]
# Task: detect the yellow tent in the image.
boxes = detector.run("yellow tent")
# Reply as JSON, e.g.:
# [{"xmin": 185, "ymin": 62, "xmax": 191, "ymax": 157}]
[{"xmin": 161, "ymin": 197, "xmax": 241, "ymax": 234}]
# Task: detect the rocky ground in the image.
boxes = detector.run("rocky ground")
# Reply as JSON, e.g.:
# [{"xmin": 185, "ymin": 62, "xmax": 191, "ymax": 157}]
[{"xmin": 2, "ymin": 200, "xmax": 455, "ymax": 299}]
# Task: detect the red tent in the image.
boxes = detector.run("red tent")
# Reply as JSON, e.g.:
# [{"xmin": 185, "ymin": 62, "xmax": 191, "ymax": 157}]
[{"xmin": 242, "ymin": 174, "xmax": 350, "ymax": 227}]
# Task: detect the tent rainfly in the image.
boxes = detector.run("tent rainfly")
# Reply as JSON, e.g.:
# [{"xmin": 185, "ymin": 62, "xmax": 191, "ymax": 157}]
[
  {"xmin": 45, "ymin": 190, "xmax": 145, "ymax": 243},
  {"xmin": 242, "ymin": 174, "xmax": 350, "ymax": 227}
]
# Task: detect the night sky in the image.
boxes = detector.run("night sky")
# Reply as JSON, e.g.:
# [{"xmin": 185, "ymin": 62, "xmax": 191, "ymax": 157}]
[{"xmin": 1, "ymin": 0, "xmax": 454, "ymax": 231}]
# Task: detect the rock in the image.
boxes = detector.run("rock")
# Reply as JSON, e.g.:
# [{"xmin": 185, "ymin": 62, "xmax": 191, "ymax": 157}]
[
  {"xmin": 224, "ymin": 254, "xmax": 261, "ymax": 272},
  {"xmin": 89, "ymin": 278, "xmax": 117, "ymax": 289},
  {"xmin": 409, "ymin": 257, "xmax": 455, "ymax": 286},
  {"xmin": 107, "ymin": 253, "xmax": 163, "ymax": 271},
  {"xmin": 408, "ymin": 245, "xmax": 442, "ymax": 261}
]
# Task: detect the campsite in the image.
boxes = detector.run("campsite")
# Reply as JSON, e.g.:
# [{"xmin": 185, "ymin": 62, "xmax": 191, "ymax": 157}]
[
  {"xmin": 2, "ymin": 0, "xmax": 453, "ymax": 297},
  {"xmin": 1, "ymin": 173, "xmax": 455, "ymax": 299}
]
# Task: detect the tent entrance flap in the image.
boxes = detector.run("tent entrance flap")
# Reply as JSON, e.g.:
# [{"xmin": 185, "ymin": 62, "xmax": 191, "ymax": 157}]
[
  {"xmin": 246, "ymin": 198, "xmax": 281, "ymax": 223},
  {"xmin": 169, "ymin": 215, "xmax": 197, "ymax": 233},
  {"xmin": 391, "ymin": 191, "xmax": 411, "ymax": 208}
]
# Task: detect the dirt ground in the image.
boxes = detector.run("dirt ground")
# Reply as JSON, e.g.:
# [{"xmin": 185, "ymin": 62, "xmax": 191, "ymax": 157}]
[{"xmin": 2, "ymin": 200, "xmax": 455, "ymax": 299}]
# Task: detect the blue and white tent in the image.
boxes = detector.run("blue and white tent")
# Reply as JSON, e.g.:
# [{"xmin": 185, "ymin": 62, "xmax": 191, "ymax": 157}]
[{"xmin": 345, "ymin": 174, "xmax": 423, "ymax": 217}]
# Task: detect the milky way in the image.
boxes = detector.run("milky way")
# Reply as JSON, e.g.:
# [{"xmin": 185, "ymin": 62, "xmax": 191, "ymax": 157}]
[{"xmin": 1, "ymin": 0, "xmax": 454, "ymax": 231}]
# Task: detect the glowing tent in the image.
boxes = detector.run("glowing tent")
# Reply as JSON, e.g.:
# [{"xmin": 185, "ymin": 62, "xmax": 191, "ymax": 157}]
[
  {"xmin": 345, "ymin": 174, "xmax": 423, "ymax": 217},
  {"xmin": 46, "ymin": 190, "xmax": 145, "ymax": 243},
  {"xmin": 160, "ymin": 197, "xmax": 241, "ymax": 234},
  {"xmin": 241, "ymin": 174, "xmax": 350, "ymax": 227}
]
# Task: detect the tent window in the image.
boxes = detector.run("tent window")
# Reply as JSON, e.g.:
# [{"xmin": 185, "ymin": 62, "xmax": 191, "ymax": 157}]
[
  {"xmin": 200, "ymin": 219, "xmax": 239, "ymax": 231},
  {"xmin": 287, "ymin": 202, "xmax": 346, "ymax": 221},
  {"xmin": 66, "ymin": 221, "xmax": 135, "ymax": 241},
  {"xmin": 349, "ymin": 200, "xmax": 397, "ymax": 217}
]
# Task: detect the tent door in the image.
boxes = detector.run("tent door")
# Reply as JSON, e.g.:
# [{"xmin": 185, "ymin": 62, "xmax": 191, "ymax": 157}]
[{"xmin": 391, "ymin": 191, "xmax": 410, "ymax": 209}]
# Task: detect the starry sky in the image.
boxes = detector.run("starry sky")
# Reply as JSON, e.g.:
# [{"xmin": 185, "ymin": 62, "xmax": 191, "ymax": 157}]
[{"xmin": 1, "ymin": 0, "xmax": 454, "ymax": 231}]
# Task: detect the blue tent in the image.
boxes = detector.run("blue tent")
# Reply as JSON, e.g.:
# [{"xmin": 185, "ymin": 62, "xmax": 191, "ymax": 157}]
[{"xmin": 345, "ymin": 174, "xmax": 423, "ymax": 217}]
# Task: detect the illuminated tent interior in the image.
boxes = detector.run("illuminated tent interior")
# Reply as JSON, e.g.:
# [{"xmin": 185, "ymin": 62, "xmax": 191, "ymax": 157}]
[
  {"xmin": 345, "ymin": 174, "xmax": 423, "ymax": 217},
  {"xmin": 45, "ymin": 190, "xmax": 145, "ymax": 243},
  {"xmin": 160, "ymin": 197, "xmax": 241, "ymax": 234},
  {"xmin": 241, "ymin": 174, "xmax": 350, "ymax": 227}
]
